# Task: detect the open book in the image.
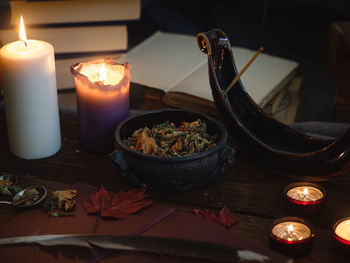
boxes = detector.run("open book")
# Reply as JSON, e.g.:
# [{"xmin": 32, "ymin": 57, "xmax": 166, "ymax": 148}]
[{"xmin": 126, "ymin": 31, "xmax": 298, "ymax": 108}]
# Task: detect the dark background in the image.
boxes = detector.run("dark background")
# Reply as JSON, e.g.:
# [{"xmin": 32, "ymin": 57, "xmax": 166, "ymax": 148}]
[
  {"xmin": 128, "ymin": 0, "xmax": 350, "ymax": 122},
  {"xmin": 1, "ymin": 0, "xmax": 350, "ymax": 122}
]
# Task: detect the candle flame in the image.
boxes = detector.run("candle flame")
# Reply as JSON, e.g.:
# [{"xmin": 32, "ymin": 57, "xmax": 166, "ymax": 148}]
[
  {"xmin": 99, "ymin": 64, "xmax": 107, "ymax": 83},
  {"xmin": 303, "ymin": 188, "xmax": 308, "ymax": 197},
  {"xmin": 288, "ymin": 224, "xmax": 294, "ymax": 233},
  {"xmin": 19, "ymin": 16, "xmax": 28, "ymax": 47}
]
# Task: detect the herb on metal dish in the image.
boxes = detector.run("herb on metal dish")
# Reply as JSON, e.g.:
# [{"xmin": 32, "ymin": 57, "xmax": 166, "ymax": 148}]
[
  {"xmin": 18, "ymin": 187, "xmax": 40, "ymax": 207},
  {"xmin": 125, "ymin": 119, "xmax": 217, "ymax": 157},
  {"xmin": 0, "ymin": 180, "xmax": 22, "ymax": 196}
]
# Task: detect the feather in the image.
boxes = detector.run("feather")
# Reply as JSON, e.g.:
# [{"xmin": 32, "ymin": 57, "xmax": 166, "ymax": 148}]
[{"xmin": 0, "ymin": 234, "xmax": 271, "ymax": 262}]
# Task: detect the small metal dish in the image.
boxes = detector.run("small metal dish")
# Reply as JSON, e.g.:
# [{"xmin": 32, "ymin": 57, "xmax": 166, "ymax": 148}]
[
  {"xmin": 13, "ymin": 186, "xmax": 47, "ymax": 207},
  {"xmin": 0, "ymin": 186, "xmax": 47, "ymax": 208}
]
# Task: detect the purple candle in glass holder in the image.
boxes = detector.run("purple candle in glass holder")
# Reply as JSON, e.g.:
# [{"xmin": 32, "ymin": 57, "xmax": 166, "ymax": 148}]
[{"xmin": 71, "ymin": 58, "xmax": 131, "ymax": 153}]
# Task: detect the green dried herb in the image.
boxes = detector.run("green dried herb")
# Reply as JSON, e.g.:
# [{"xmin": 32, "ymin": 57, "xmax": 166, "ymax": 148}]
[
  {"xmin": 48, "ymin": 211, "xmax": 75, "ymax": 217},
  {"xmin": 0, "ymin": 185, "xmax": 22, "ymax": 196},
  {"xmin": 125, "ymin": 119, "xmax": 216, "ymax": 157}
]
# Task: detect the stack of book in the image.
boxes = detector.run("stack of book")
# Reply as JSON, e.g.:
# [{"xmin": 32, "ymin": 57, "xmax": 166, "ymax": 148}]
[{"xmin": 0, "ymin": 0, "xmax": 140, "ymax": 90}]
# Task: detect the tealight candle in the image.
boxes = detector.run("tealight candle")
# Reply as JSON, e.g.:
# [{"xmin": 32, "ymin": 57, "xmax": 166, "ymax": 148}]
[
  {"xmin": 269, "ymin": 217, "xmax": 315, "ymax": 257},
  {"xmin": 71, "ymin": 58, "xmax": 131, "ymax": 153},
  {"xmin": 0, "ymin": 16, "xmax": 61, "ymax": 159},
  {"xmin": 272, "ymin": 222, "xmax": 311, "ymax": 242},
  {"xmin": 284, "ymin": 182, "xmax": 326, "ymax": 216},
  {"xmin": 332, "ymin": 217, "xmax": 350, "ymax": 254}
]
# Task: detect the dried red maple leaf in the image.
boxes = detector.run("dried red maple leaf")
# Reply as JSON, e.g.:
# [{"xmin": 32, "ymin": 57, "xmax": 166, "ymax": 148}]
[
  {"xmin": 193, "ymin": 206, "xmax": 238, "ymax": 228},
  {"xmin": 84, "ymin": 186, "xmax": 152, "ymax": 219}
]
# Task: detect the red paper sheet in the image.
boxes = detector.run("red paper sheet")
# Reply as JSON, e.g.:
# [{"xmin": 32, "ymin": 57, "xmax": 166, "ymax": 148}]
[{"xmin": 0, "ymin": 183, "xmax": 290, "ymax": 263}]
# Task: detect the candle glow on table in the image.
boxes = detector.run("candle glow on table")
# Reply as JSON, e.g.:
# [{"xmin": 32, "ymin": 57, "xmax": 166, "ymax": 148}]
[
  {"xmin": 71, "ymin": 58, "xmax": 131, "ymax": 153},
  {"xmin": 0, "ymin": 16, "xmax": 61, "ymax": 159},
  {"xmin": 272, "ymin": 222, "xmax": 311, "ymax": 243},
  {"xmin": 286, "ymin": 186, "xmax": 324, "ymax": 204}
]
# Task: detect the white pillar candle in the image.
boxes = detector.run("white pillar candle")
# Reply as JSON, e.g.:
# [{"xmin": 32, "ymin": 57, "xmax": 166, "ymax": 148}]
[{"xmin": 0, "ymin": 17, "xmax": 61, "ymax": 159}]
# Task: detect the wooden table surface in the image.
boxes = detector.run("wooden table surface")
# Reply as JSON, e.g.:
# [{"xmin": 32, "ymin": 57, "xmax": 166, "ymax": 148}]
[{"xmin": 1, "ymin": 83, "xmax": 350, "ymax": 263}]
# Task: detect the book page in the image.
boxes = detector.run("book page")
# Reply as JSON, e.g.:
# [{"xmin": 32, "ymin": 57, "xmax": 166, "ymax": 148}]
[
  {"xmin": 231, "ymin": 47, "xmax": 298, "ymax": 107},
  {"xmin": 171, "ymin": 47, "xmax": 298, "ymax": 106},
  {"xmin": 126, "ymin": 31, "xmax": 298, "ymax": 106},
  {"xmin": 126, "ymin": 31, "xmax": 206, "ymax": 91}
]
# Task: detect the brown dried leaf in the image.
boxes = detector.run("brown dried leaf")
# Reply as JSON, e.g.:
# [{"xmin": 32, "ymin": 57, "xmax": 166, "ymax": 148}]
[
  {"xmin": 52, "ymin": 189, "xmax": 77, "ymax": 200},
  {"xmin": 84, "ymin": 186, "xmax": 152, "ymax": 219},
  {"xmin": 47, "ymin": 189, "xmax": 77, "ymax": 213},
  {"xmin": 193, "ymin": 206, "xmax": 238, "ymax": 229},
  {"xmin": 58, "ymin": 199, "xmax": 76, "ymax": 212}
]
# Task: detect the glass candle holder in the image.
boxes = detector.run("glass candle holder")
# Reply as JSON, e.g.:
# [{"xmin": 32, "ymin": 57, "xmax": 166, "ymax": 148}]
[
  {"xmin": 332, "ymin": 217, "xmax": 350, "ymax": 255},
  {"xmin": 71, "ymin": 58, "xmax": 131, "ymax": 153},
  {"xmin": 269, "ymin": 217, "xmax": 315, "ymax": 257},
  {"xmin": 284, "ymin": 182, "xmax": 326, "ymax": 217}
]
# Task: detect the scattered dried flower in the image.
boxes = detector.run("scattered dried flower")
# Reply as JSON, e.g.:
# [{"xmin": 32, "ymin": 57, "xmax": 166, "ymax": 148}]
[
  {"xmin": 44, "ymin": 189, "xmax": 77, "ymax": 217},
  {"xmin": 58, "ymin": 199, "xmax": 76, "ymax": 212},
  {"xmin": 52, "ymin": 189, "xmax": 77, "ymax": 201}
]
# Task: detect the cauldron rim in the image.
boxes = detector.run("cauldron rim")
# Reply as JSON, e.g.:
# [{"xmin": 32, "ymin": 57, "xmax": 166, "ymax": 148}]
[{"xmin": 114, "ymin": 109, "xmax": 227, "ymax": 162}]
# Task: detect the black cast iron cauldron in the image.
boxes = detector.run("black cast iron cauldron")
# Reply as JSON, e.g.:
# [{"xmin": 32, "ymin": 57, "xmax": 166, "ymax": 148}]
[{"xmin": 112, "ymin": 109, "xmax": 235, "ymax": 191}]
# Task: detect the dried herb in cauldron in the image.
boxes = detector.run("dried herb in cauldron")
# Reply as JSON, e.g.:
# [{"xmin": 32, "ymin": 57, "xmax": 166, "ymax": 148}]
[{"xmin": 125, "ymin": 119, "xmax": 216, "ymax": 157}]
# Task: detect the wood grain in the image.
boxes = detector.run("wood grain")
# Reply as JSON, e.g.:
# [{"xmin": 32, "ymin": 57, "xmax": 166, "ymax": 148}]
[{"xmin": 0, "ymin": 83, "xmax": 349, "ymax": 262}]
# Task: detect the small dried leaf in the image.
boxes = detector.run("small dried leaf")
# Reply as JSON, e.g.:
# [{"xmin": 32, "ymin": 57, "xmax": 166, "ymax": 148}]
[
  {"xmin": 58, "ymin": 199, "xmax": 76, "ymax": 212},
  {"xmin": 193, "ymin": 206, "xmax": 238, "ymax": 228},
  {"xmin": 46, "ymin": 189, "xmax": 77, "ymax": 215},
  {"xmin": 52, "ymin": 189, "xmax": 77, "ymax": 200}
]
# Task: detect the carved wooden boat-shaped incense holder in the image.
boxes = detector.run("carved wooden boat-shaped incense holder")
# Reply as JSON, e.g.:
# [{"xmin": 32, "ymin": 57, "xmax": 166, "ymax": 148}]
[{"xmin": 197, "ymin": 29, "xmax": 350, "ymax": 179}]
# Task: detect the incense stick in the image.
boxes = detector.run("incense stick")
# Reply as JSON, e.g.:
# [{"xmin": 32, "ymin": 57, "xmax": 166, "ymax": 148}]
[{"xmin": 223, "ymin": 47, "xmax": 264, "ymax": 95}]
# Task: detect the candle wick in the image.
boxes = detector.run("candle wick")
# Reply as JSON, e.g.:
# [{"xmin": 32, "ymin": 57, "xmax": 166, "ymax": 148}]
[{"xmin": 23, "ymin": 40, "xmax": 27, "ymax": 47}]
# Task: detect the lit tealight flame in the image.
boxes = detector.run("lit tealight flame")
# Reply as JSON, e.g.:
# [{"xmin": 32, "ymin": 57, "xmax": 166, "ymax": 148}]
[
  {"xmin": 19, "ymin": 16, "xmax": 28, "ymax": 47},
  {"xmin": 99, "ymin": 64, "xmax": 107, "ymax": 83},
  {"xmin": 288, "ymin": 224, "xmax": 294, "ymax": 234},
  {"xmin": 302, "ymin": 188, "xmax": 308, "ymax": 198}
]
